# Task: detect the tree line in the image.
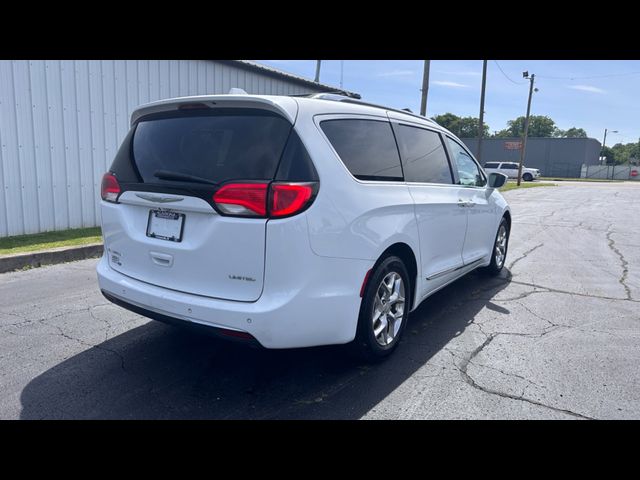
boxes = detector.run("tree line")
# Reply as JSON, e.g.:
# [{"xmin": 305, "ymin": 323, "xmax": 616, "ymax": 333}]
[{"xmin": 432, "ymin": 112, "xmax": 639, "ymax": 165}]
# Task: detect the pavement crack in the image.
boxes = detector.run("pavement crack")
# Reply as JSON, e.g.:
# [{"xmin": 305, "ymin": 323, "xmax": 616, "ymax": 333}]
[
  {"xmin": 51, "ymin": 323, "xmax": 128, "ymax": 372},
  {"xmin": 508, "ymin": 243, "xmax": 544, "ymax": 272},
  {"xmin": 606, "ymin": 228, "xmax": 632, "ymax": 301},
  {"xmin": 451, "ymin": 334, "xmax": 594, "ymax": 420},
  {"xmin": 503, "ymin": 280, "xmax": 639, "ymax": 303}
]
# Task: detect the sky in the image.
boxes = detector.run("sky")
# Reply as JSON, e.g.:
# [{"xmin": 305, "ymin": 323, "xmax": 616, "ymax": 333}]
[{"xmin": 256, "ymin": 60, "xmax": 640, "ymax": 145}]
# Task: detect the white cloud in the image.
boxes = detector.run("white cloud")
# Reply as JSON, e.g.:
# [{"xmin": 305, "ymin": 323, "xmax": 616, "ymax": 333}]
[
  {"xmin": 375, "ymin": 70, "xmax": 415, "ymax": 77},
  {"xmin": 432, "ymin": 80, "xmax": 469, "ymax": 88},
  {"xmin": 569, "ymin": 84, "xmax": 606, "ymax": 94},
  {"xmin": 436, "ymin": 70, "xmax": 481, "ymax": 76}
]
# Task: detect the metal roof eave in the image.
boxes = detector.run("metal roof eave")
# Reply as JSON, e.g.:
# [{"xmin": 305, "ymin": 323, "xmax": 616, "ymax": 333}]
[{"xmin": 216, "ymin": 60, "xmax": 359, "ymax": 98}]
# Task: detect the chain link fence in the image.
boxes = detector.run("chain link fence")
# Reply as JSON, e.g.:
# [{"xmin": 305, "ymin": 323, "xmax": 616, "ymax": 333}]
[{"xmin": 581, "ymin": 164, "xmax": 640, "ymax": 180}]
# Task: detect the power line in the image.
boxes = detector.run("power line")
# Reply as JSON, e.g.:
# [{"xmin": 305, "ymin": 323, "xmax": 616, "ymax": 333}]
[
  {"xmin": 493, "ymin": 60, "xmax": 527, "ymax": 85},
  {"xmin": 536, "ymin": 71, "xmax": 640, "ymax": 80},
  {"xmin": 493, "ymin": 62, "xmax": 640, "ymax": 82}
]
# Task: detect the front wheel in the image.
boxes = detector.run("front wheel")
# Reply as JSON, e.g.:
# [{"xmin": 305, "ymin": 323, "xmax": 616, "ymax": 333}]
[
  {"xmin": 484, "ymin": 218, "xmax": 510, "ymax": 276},
  {"xmin": 523, "ymin": 173, "xmax": 533, "ymax": 181},
  {"xmin": 351, "ymin": 256, "xmax": 410, "ymax": 361}
]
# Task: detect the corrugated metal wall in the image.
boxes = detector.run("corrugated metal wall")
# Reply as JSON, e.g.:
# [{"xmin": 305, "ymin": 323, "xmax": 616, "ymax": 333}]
[
  {"xmin": 0, "ymin": 60, "xmax": 322, "ymax": 237},
  {"xmin": 461, "ymin": 137, "xmax": 602, "ymax": 178}
]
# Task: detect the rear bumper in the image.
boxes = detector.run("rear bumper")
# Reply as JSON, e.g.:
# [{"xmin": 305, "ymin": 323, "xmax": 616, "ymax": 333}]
[
  {"xmin": 101, "ymin": 289, "xmax": 262, "ymax": 345},
  {"xmin": 96, "ymin": 253, "xmax": 371, "ymax": 349}
]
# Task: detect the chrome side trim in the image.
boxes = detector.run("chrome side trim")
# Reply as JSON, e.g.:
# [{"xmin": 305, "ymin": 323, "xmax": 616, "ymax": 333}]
[{"xmin": 425, "ymin": 257, "xmax": 485, "ymax": 281}]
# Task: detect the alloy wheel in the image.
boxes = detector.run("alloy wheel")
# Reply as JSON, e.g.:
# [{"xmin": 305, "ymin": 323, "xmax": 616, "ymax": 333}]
[
  {"xmin": 371, "ymin": 271, "xmax": 405, "ymax": 346},
  {"xmin": 495, "ymin": 225, "xmax": 508, "ymax": 268}
]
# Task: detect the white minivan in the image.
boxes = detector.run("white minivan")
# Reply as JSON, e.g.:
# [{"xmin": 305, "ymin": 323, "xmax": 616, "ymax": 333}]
[{"xmin": 97, "ymin": 93, "xmax": 511, "ymax": 360}]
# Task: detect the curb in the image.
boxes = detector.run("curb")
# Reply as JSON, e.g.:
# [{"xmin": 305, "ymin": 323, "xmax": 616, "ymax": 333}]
[{"xmin": 0, "ymin": 243, "xmax": 104, "ymax": 274}]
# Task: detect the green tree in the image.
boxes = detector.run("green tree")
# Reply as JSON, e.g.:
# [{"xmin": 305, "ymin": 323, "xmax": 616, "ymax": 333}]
[
  {"xmin": 561, "ymin": 127, "xmax": 588, "ymax": 138},
  {"xmin": 431, "ymin": 113, "xmax": 460, "ymax": 132},
  {"xmin": 601, "ymin": 146, "xmax": 616, "ymax": 165},
  {"xmin": 431, "ymin": 113, "xmax": 490, "ymax": 138},
  {"xmin": 497, "ymin": 115, "xmax": 557, "ymax": 138},
  {"xmin": 493, "ymin": 129, "xmax": 513, "ymax": 138},
  {"xmin": 609, "ymin": 142, "xmax": 640, "ymax": 165}
]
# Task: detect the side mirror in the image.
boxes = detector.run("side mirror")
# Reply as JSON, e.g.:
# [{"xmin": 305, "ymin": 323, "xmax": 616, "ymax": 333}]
[{"xmin": 488, "ymin": 172, "xmax": 508, "ymax": 189}]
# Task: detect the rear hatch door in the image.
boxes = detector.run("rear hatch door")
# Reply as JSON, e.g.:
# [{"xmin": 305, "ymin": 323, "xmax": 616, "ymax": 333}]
[{"xmin": 103, "ymin": 104, "xmax": 294, "ymax": 302}]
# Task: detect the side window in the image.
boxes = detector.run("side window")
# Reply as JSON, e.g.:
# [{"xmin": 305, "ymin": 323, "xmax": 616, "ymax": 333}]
[
  {"xmin": 446, "ymin": 137, "xmax": 487, "ymax": 187},
  {"xmin": 320, "ymin": 119, "xmax": 403, "ymax": 181},
  {"xmin": 484, "ymin": 162, "xmax": 499, "ymax": 169},
  {"xmin": 393, "ymin": 124, "xmax": 453, "ymax": 184},
  {"xmin": 501, "ymin": 163, "xmax": 517, "ymax": 170}
]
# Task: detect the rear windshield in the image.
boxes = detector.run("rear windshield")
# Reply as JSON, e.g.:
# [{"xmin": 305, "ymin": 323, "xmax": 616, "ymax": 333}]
[{"xmin": 132, "ymin": 110, "xmax": 292, "ymax": 184}]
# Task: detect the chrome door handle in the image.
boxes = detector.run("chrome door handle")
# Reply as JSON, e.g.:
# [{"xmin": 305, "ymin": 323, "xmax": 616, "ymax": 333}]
[{"xmin": 458, "ymin": 200, "xmax": 475, "ymax": 208}]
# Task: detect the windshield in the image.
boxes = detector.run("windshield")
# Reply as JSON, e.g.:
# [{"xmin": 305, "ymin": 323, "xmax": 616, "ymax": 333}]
[{"xmin": 132, "ymin": 110, "xmax": 292, "ymax": 184}]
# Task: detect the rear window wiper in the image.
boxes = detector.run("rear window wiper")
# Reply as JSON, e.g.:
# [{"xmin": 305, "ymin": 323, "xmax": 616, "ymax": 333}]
[{"xmin": 153, "ymin": 170, "xmax": 219, "ymax": 186}]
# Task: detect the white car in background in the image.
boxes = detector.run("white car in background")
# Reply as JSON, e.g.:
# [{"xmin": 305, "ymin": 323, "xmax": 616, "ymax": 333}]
[
  {"xmin": 97, "ymin": 92, "xmax": 511, "ymax": 360},
  {"xmin": 483, "ymin": 162, "xmax": 540, "ymax": 181}
]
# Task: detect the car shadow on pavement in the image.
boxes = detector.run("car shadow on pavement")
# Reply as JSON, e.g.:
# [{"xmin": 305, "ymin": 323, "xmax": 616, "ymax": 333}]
[{"xmin": 20, "ymin": 269, "xmax": 511, "ymax": 419}]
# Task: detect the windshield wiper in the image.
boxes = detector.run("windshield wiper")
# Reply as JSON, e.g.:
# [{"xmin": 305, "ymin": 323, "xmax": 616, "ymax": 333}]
[{"xmin": 153, "ymin": 170, "xmax": 219, "ymax": 186}]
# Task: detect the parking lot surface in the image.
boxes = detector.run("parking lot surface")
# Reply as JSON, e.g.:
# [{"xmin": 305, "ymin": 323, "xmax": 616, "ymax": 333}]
[{"xmin": 1, "ymin": 181, "xmax": 639, "ymax": 419}]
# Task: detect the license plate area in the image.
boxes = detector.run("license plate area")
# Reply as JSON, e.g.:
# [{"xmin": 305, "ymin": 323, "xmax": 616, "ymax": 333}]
[{"xmin": 146, "ymin": 210, "xmax": 185, "ymax": 242}]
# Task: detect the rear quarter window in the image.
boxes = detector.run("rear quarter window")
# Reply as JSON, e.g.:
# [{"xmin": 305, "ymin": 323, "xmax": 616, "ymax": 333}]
[
  {"xmin": 484, "ymin": 162, "xmax": 499, "ymax": 168},
  {"xmin": 320, "ymin": 118, "xmax": 403, "ymax": 181}
]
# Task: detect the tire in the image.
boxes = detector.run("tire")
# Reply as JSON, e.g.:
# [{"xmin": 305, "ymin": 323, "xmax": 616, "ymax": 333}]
[
  {"xmin": 351, "ymin": 255, "xmax": 410, "ymax": 362},
  {"xmin": 523, "ymin": 172, "xmax": 533, "ymax": 181},
  {"xmin": 484, "ymin": 217, "xmax": 510, "ymax": 276}
]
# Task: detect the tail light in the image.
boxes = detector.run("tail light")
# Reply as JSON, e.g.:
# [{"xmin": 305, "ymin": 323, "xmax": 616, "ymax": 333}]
[
  {"xmin": 213, "ymin": 183, "xmax": 268, "ymax": 216},
  {"xmin": 212, "ymin": 182, "xmax": 317, "ymax": 218},
  {"xmin": 101, "ymin": 172, "xmax": 121, "ymax": 203},
  {"xmin": 270, "ymin": 183, "xmax": 315, "ymax": 218}
]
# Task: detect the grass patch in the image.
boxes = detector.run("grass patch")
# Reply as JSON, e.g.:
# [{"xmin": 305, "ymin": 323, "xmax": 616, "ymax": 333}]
[
  {"xmin": 0, "ymin": 227, "xmax": 102, "ymax": 256},
  {"xmin": 538, "ymin": 177, "xmax": 623, "ymax": 182},
  {"xmin": 499, "ymin": 182, "xmax": 557, "ymax": 193}
]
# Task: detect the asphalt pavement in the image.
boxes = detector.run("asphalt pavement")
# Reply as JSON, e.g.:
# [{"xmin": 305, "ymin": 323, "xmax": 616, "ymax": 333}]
[{"xmin": 1, "ymin": 181, "xmax": 639, "ymax": 419}]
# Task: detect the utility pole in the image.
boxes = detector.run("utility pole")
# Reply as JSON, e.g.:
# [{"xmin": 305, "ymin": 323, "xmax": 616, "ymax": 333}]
[
  {"xmin": 420, "ymin": 60, "xmax": 430, "ymax": 116},
  {"xmin": 517, "ymin": 72, "xmax": 535, "ymax": 186},
  {"xmin": 314, "ymin": 60, "xmax": 321, "ymax": 83},
  {"xmin": 601, "ymin": 128, "xmax": 619, "ymax": 164},
  {"xmin": 600, "ymin": 128, "xmax": 611, "ymax": 165},
  {"xmin": 477, "ymin": 60, "xmax": 488, "ymax": 164}
]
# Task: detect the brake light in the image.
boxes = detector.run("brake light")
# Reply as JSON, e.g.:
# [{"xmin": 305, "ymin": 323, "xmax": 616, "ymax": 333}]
[
  {"xmin": 178, "ymin": 102, "xmax": 212, "ymax": 110},
  {"xmin": 212, "ymin": 182, "xmax": 317, "ymax": 218},
  {"xmin": 270, "ymin": 183, "xmax": 314, "ymax": 218},
  {"xmin": 101, "ymin": 172, "xmax": 121, "ymax": 203},
  {"xmin": 213, "ymin": 183, "xmax": 268, "ymax": 216}
]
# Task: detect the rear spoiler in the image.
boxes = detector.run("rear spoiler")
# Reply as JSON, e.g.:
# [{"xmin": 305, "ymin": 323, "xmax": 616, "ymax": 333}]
[{"xmin": 130, "ymin": 94, "xmax": 299, "ymax": 126}]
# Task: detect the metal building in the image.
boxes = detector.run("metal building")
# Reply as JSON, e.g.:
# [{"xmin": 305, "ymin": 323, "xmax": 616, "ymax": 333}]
[
  {"xmin": 461, "ymin": 137, "xmax": 601, "ymax": 178},
  {"xmin": 0, "ymin": 60, "xmax": 354, "ymax": 237}
]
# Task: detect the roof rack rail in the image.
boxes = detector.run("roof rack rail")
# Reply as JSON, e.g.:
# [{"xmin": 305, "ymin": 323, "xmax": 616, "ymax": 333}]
[
  {"xmin": 309, "ymin": 93, "xmax": 438, "ymax": 125},
  {"xmin": 290, "ymin": 91, "xmax": 362, "ymax": 99}
]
